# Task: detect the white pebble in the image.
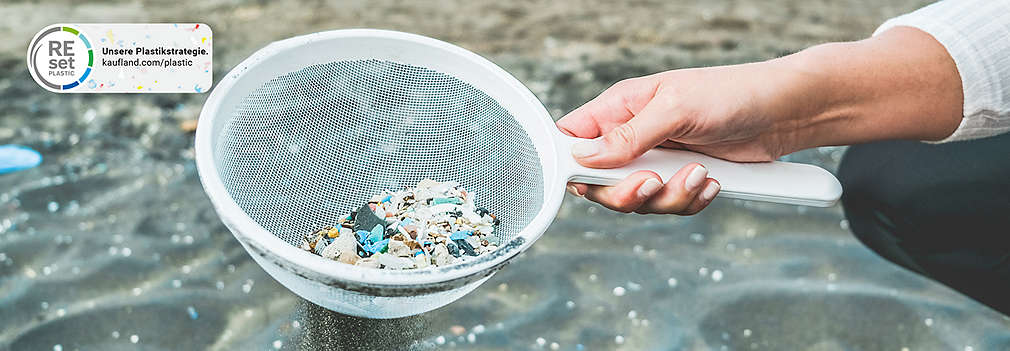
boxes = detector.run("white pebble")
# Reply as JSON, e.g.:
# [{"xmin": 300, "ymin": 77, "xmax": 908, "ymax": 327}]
[
  {"xmin": 965, "ymin": 346, "xmax": 973, "ymax": 351},
  {"xmin": 612, "ymin": 286, "xmax": 626, "ymax": 296},
  {"xmin": 924, "ymin": 318, "xmax": 934, "ymax": 327},
  {"xmin": 615, "ymin": 335, "xmax": 625, "ymax": 344},
  {"xmin": 550, "ymin": 342, "xmax": 560, "ymax": 350},
  {"xmin": 711, "ymin": 270, "xmax": 723, "ymax": 282},
  {"xmin": 172, "ymin": 280, "xmax": 182, "ymax": 288},
  {"xmin": 467, "ymin": 333, "xmax": 476, "ymax": 343},
  {"xmin": 435, "ymin": 336, "xmax": 446, "ymax": 345},
  {"xmin": 132, "ymin": 287, "xmax": 142, "ymax": 296},
  {"xmin": 627, "ymin": 310, "xmax": 637, "ymax": 319},
  {"xmin": 667, "ymin": 277, "xmax": 678, "ymax": 287},
  {"xmin": 566, "ymin": 301, "xmax": 575, "ymax": 309},
  {"xmin": 130, "ymin": 335, "xmax": 139, "ymax": 343},
  {"xmin": 122, "ymin": 247, "xmax": 132, "ymax": 257},
  {"xmin": 698, "ymin": 267, "xmax": 709, "ymax": 277},
  {"xmin": 273, "ymin": 340, "xmax": 283, "ymax": 349},
  {"xmin": 536, "ymin": 337, "xmax": 546, "ymax": 346},
  {"xmin": 588, "ymin": 274, "xmax": 598, "ymax": 282},
  {"xmin": 53, "ymin": 345, "xmax": 62, "ymax": 351},
  {"xmin": 111, "ymin": 331, "xmax": 120, "ymax": 339},
  {"xmin": 743, "ymin": 329, "xmax": 752, "ymax": 337}
]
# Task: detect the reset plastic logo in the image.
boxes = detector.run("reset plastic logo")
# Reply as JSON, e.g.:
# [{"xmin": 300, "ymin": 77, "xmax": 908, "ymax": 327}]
[{"xmin": 27, "ymin": 25, "xmax": 93, "ymax": 91}]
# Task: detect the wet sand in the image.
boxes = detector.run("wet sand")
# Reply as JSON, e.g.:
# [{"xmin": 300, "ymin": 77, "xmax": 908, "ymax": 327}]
[{"xmin": 2, "ymin": 0, "xmax": 1009, "ymax": 350}]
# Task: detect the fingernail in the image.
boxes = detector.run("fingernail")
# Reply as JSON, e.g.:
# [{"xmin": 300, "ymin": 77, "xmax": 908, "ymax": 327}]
[
  {"xmin": 571, "ymin": 138, "xmax": 602, "ymax": 159},
  {"xmin": 684, "ymin": 165, "xmax": 708, "ymax": 191},
  {"xmin": 566, "ymin": 184, "xmax": 583, "ymax": 197},
  {"xmin": 700, "ymin": 182, "xmax": 720, "ymax": 201},
  {"xmin": 638, "ymin": 178, "xmax": 663, "ymax": 198}
]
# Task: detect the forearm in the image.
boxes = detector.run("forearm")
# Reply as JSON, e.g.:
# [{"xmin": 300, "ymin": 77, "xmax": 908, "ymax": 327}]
[{"xmin": 765, "ymin": 26, "xmax": 963, "ymax": 151}]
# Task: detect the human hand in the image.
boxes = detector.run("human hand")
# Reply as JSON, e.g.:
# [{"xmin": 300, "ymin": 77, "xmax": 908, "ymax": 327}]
[
  {"xmin": 558, "ymin": 26, "xmax": 963, "ymax": 215},
  {"xmin": 557, "ymin": 64, "xmax": 785, "ymax": 215}
]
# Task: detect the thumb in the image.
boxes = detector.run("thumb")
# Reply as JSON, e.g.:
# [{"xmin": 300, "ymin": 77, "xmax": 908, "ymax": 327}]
[{"xmin": 570, "ymin": 96, "xmax": 680, "ymax": 168}]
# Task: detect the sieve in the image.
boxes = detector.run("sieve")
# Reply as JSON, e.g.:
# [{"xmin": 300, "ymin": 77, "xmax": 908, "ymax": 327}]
[{"xmin": 195, "ymin": 29, "xmax": 842, "ymax": 318}]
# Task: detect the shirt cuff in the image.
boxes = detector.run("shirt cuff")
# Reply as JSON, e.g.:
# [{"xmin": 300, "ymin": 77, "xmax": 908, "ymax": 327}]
[{"xmin": 874, "ymin": 0, "xmax": 1010, "ymax": 143}]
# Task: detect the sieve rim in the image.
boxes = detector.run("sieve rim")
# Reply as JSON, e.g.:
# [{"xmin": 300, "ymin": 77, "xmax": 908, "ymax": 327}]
[{"xmin": 195, "ymin": 29, "xmax": 566, "ymax": 291}]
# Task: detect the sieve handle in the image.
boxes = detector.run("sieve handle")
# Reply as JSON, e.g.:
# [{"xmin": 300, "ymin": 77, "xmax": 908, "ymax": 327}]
[{"xmin": 559, "ymin": 135, "xmax": 842, "ymax": 207}]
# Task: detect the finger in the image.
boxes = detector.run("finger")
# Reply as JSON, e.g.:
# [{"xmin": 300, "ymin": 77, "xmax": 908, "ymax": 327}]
[
  {"xmin": 679, "ymin": 179, "xmax": 721, "ymax": 215},
  {"xmin": 582, "ymin": 171, "xmax": 664, "ymax": 213},
  {"xmin": 637, "ymin": 163, "xmax": 709, "ymax": 214},
  {"xmin": 571, "ymin": 86, "xmax": 687, "ymax": 169},
  {"xmin": 566, "ymin": 182, "xmax": 588, "ymax": 197},
  {"xmin": 556, "ymin": 77, "xmax": 658, "ymax": 139}
]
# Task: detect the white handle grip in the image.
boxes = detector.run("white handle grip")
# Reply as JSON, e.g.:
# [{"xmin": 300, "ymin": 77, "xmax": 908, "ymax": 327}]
[{"xmin": 558, "ymin": 135, "xmax": 842, "ymax": 207}]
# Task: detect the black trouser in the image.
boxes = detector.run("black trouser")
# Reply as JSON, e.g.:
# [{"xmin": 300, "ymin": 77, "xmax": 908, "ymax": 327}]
[{"xmin": 838, "ymin": 132, "xmax": 1010, "ymax": 315}]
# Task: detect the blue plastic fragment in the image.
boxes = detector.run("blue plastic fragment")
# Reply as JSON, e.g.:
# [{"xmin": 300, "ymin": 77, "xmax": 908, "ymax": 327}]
[
  {"xmin": 368, "ymin": 224, "xmax": 384, "ymax": 243},
  {"xmin": 356, "ymin": 230, "xmax": 370, "ymax": 244},
  {"xmin": 364, "ymin": 239, "xmax": 389, "ymax": 254},
  {"xmin": 0, "ymin": 145, "xmax": 42, "ymax": 175},
  {"xmin": 381, "ymin": 195, "xmax": 392, "ymax": 203},
  {"xmin": 449, "ymin": 230, "xmax": 472, "ymax": 240},
  {"xmin": 431, "ymin": 197, "xmax": 463, "ymax": 205},
  {"xmin": 414, "ymin": 250, "xmax": 425, "ymax": 257},
  {"xmin": 186, "ymin": 306, "xmax": 199, "ymax": 320}
]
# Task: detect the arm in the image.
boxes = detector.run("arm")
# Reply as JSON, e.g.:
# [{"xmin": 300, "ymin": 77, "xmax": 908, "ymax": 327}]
[
  {"xmin": 765, "ymin": 26, "xmax": 963, "ymax": 149},
  {"xmin": 559, "ymin": 0, "xmax": 1010, "ymax": 214}
]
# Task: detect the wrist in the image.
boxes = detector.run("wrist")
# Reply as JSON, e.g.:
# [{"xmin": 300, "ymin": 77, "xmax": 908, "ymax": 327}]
[{"xmin": 738, "ymin": 51, "xmax": 850, "ymax": 155}]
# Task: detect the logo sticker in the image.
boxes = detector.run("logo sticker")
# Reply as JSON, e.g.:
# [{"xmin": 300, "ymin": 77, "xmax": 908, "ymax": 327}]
[
  {"xmin": 27, "ymin": 23, "xmax": 212, "ymax": 93},
  {"xmin": 28, "ymin": 25, "xmax": 94, "ymax": 91}
]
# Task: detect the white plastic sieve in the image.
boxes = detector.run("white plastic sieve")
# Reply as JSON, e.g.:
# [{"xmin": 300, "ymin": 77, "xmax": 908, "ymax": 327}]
[{"xmin": 195, "ymin": 29, "xmax": 841, "ymax": 318}]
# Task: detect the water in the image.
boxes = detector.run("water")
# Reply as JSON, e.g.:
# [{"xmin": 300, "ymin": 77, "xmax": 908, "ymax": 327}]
[{"xmin": 2, "ymin": 0, "xmax": 1010, "ymax": 349}]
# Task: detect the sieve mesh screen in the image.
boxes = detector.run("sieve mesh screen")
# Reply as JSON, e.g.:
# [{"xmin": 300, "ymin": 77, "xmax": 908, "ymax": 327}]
[{"xmin": 213, "ymin": 59, "xmax": 545, "ymax": 247}]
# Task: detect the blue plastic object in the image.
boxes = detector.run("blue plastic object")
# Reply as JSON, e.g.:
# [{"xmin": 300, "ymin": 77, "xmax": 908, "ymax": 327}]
[
  {"xmin": 449, "ymin": 230, "xmax": 472, "ymax": 240},
  {"xmin": 356, "ymin": 230, "xmax": 371, "ymax": 244},
  {"xmin": 364, "ymin": 239, "xmax": 389, "ymax": 254},
  {"xmin": 368, "ymin": 224, "xmax": 384, "ymax": 243},
  {"xmin": 0, "ymin": 145, "xmax": 42, "ymax": 174}
]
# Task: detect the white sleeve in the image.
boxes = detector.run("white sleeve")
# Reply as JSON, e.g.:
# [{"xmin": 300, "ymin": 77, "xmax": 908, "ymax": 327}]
[{"xmin": 874, "ymin": 0, "xmax": 1010, "ymax": 143}]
